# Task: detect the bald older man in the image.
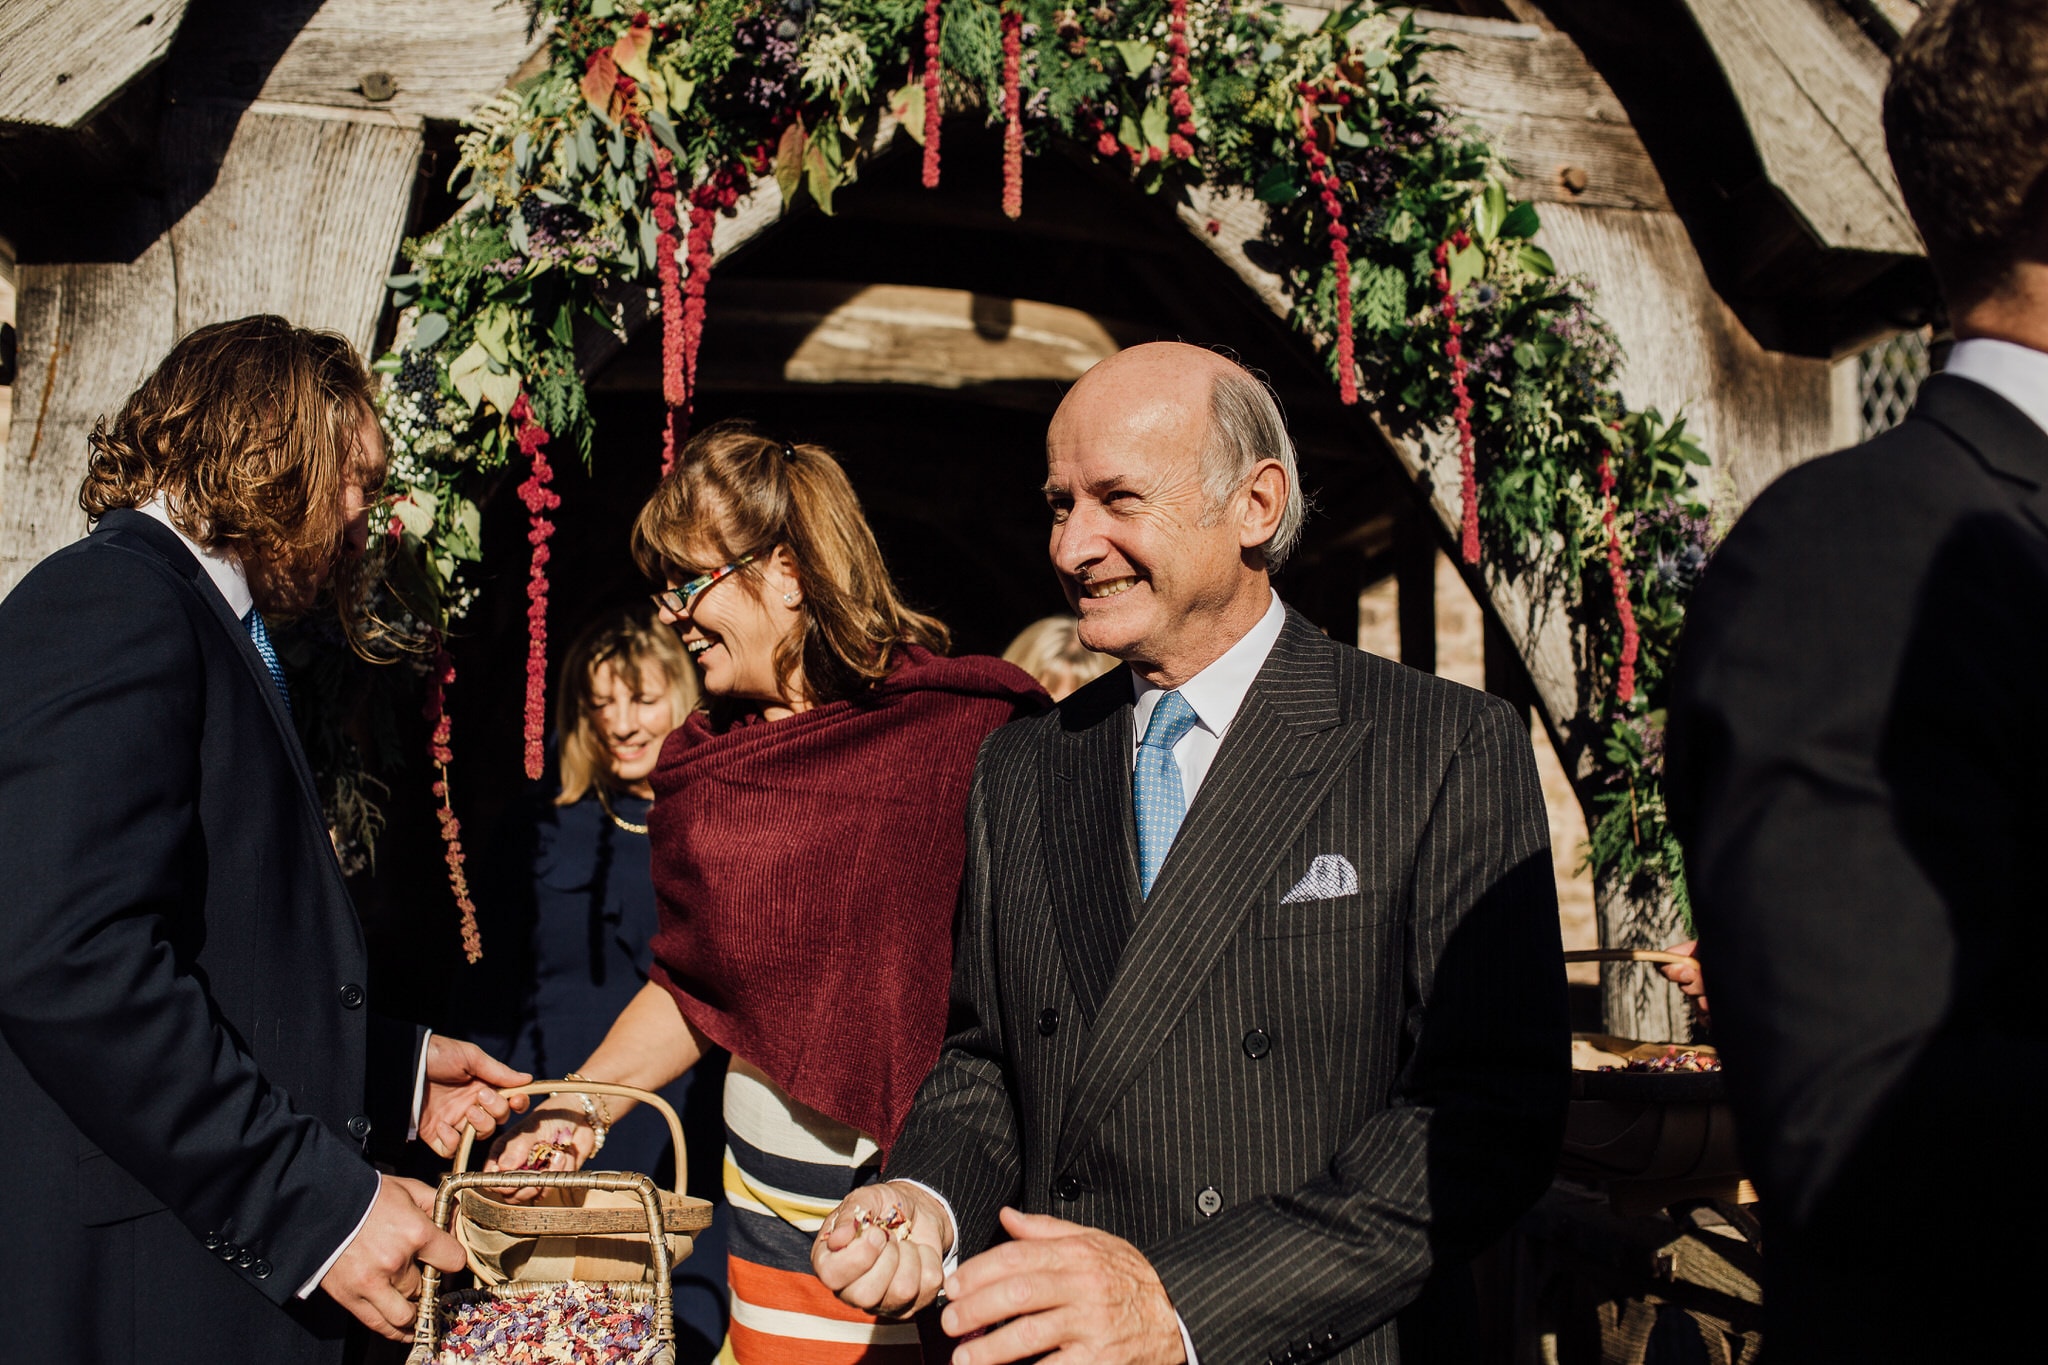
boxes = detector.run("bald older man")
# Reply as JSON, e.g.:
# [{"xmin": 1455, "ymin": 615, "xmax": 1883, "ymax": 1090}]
[{"xmin": 813, "ymin": 345, "xmax": 1567, "ymax": 1365}]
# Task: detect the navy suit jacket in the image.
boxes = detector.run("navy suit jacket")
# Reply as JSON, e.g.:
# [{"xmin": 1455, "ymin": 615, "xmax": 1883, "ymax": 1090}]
[{"xmin": 0, "ymin": 509, "xmax": 418, "ymax": 1363}]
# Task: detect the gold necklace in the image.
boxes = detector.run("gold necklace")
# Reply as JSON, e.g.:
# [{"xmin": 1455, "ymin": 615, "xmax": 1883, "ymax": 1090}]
[{"xmin": 594, "ymin": 786, "xmax": 648, "ymax": 836}]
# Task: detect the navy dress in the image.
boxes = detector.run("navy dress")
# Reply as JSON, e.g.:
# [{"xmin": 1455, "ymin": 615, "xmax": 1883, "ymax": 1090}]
[{"xmin": 449, "ymin": 785, "xmax": 729, "ymax": 1358}]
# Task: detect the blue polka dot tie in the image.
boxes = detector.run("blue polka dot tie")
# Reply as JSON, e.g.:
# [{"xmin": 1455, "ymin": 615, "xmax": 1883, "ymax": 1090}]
[
  {"xmin": 244, "ymin": 609, "xmax": 292, "ymax": 715},
  {"xmin": 1134, "ymin": 690, "xmax": 1199, "ymax": 898}
]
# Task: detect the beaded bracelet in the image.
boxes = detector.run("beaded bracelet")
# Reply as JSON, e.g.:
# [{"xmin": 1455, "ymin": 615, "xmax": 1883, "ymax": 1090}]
[{"xmin": 562, "ymin": 1073, "xmax": 612, "ymax": 1156}]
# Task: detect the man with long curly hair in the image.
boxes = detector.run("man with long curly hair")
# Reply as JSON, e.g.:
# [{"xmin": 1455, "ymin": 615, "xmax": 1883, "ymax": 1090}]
[{"xmin": 0, "ymin": 315, "xmax": 531, "ymax": 1361}]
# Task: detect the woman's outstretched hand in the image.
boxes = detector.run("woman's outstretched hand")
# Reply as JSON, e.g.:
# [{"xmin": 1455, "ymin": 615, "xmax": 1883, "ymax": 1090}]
[
  {"xmin": 482, "ymin": 1103, "xmax": 598, "ymax": 1202},
  {"xmin": 813, "ymin": 1180, "xmax": 953, "ymax": 1318},
  {"xmin": 1659, "ymin": 939, "xmax": 1709, "ymax": 1013}
]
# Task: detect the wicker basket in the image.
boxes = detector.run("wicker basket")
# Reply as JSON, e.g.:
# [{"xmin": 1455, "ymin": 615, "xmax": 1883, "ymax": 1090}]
[{"xmin": 404, "ymin": 1081, "xmax": 715, "ymax": 1365}]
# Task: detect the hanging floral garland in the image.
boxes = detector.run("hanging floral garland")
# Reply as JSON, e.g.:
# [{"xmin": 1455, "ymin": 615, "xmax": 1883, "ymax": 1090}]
[{"xmin": 369, "ymin": 0, "xmax": 1716, "ymax": 935}]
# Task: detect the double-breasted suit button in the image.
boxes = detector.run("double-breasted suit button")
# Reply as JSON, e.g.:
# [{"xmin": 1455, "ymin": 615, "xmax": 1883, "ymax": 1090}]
[
  {"xmin": 1242, "ymin": 1027, "xmax": 1271, "ymax": 1059},
  {"xmin": 338, "ymin": 983, "xmax": 365, "ymax": 1009},
  {"xmin": 1054, "ymin": 1175, "xmax": 1085, "ymax": 1201},
  {"xmin": 253, "ymin": 1259, "xmax": 272, "ymax": 1279},
  {"xmin": 1038, "ymin": 1007, "xmax": 1059, "ymax": 1037},
  {"xmin": 204, "ymin": 1232, "xmax": 223, "ymax": 1250},
  {"xmin": 216, "ymin": 1242, "xmax": 237, "ymax": 1260},
  {"xmin": 1196, "ymin": 1185, "xmax": 1223, "ymax": 1216},
  {"xmin": 347, "ymin": 1113, "xmax": 372, "ymax": 1142},
  {"xmin": 236, "ymin": 1250, "xmax": 256, "ymax": 1269}
]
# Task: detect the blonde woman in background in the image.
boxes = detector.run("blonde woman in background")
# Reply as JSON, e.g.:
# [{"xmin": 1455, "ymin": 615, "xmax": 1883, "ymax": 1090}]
[
  {"xmin": 447, "ymin": 606, "xmax": 730, "ymax": 1358},
  {"xmin": 1002, "ymin": 614, "xmax": 1117, "ymax": 700}
]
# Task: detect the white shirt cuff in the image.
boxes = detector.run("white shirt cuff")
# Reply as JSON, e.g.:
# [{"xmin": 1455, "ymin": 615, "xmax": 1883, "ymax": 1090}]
[
  {"xmin": 409, "ymin": 1029, "xmax": 432, "ymax": 1142},
  {"xmin": 298, "ymin": 1180, "xmax": 379, "ymax": 1298},
  {"xmin": 891, "ymin": 1179, "xmax": 962, "ymax": 1273},
  {"xmin": 1177, "ymin": 1314, "xmax": 1199, "ymax": 1365}
]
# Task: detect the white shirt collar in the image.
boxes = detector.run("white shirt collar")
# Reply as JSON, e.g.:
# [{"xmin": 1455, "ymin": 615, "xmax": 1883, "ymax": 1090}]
[
  {"xmin": 1132, "ymin": 590, "xmax": 1287, "ymax": 742},
  {"xmin": 1941, "ymin": 338, "xmax": 2048, "ymax": 440},
  {"xmin": 136, "ymin": 494, "xmax": 254, "ymax": 620}
]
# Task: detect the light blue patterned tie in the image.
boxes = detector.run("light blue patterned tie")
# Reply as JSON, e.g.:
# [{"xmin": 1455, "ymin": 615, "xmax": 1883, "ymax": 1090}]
[
  {"xmin": 244, "ymin": 610, "xmax": 292, "ymax": 714},
  {"xmin": 1134, "ymin": 690, "xmax": 1199, "ymax": 897}
]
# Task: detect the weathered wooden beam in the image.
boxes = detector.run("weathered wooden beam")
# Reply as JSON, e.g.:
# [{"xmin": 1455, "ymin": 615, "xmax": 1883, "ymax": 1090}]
[
  {"xmin": 220, "ymin": 0, "xmax": 546, "ymax": 123},
  {"xmin": 1680, "ymin": 0, "xmax": 1920, "ymax": 256},
  {"xmin": 1, "ymin": 102, "xmax": 424, "ymax": 597},
  {"xmin": 0, "ymin": 0, "xmax": 188, "ymax": 128}
]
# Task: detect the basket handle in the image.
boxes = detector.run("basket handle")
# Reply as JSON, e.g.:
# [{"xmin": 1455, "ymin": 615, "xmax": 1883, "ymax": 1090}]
[
  {"xmin": 407, "ymin": 1169, "xmax": 676, "ymax": 1362},
  {"xmin": 454, "ymin": 1081, "xmax": 688, "ymax": 1195},
  {"xmin": 1563, "ymin": 948, "xmax": 1693, "ymax": 967}
]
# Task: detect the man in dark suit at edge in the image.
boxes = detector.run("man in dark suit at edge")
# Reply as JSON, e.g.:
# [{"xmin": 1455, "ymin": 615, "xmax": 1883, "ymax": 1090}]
[
  {"xmin": 812, "ymin": 342, "xmax": 1568, "ymax": 1364},
  {"xmin": 0, "ymin": 316, "xmax": 534, "ymax": 1360},
  {"xmin": 1663, "ymin": 4, "xmax": 2048, "ymax": 1358}
]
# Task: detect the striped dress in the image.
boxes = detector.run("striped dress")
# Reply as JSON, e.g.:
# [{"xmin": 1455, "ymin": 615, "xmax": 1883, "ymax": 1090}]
[{"xmin": 716, "ymin": 1057, "xmax": 924, "ymax": 1365}]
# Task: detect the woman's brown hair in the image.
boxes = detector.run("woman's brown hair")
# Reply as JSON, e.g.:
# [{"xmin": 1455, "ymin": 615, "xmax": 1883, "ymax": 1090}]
[
  {"xmin": 555, "ymin": 607, "xmax": 700, "ymax": 805},
  {"xmin": 630, "ymin": 420, "xmax": 949, "ymax": 706},
  {"xmin": 78, "ymin": 314, "xmax": 381, "ymax": 621}
]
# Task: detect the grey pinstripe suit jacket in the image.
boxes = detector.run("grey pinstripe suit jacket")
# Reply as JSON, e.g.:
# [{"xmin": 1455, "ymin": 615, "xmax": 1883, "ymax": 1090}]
[{"xmin": 886, "ymin": 609, "xmax": 1568, "ymax": 1364}]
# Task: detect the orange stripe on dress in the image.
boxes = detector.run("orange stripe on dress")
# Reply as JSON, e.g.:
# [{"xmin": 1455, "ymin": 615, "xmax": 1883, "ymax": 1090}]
[
  {"xmin": 728, "ymin": 1317, "xmax": 925, "ymax": 1365},
  {"xmin": 727, "ymin": 1254, "xmax": 906, "ymax": 1325}
]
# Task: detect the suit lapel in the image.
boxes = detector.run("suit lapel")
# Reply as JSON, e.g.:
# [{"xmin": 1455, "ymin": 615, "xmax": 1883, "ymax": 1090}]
[
  {"xmin": 1053, "ymin": 614, "xmax": 1371, "ymax": 1173},
  {"xmin": 1041, "ymin": 669, "xmax": 1143, "ymax": 1022},
  {"xmin": 99, "ymin": 511, "xmax": 330, "ymax": 830}
]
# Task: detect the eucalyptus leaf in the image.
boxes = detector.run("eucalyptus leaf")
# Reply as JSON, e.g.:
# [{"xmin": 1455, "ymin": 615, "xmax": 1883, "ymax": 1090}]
[
  {"xmin": 513, "ymin": 130, "xmax": 532, "ymax": 175},
  {"xmin": 608, "ymin": 125, "xmax": 627, "ymax": 169},
  {"xmin": 640, "ymin": 214, "xmax": 659, "ymax": 271},
  {"xmin": 575, "ymin": 119, "xmax": 600, "ymax": 175},
  {"xmin": 646, "ymin": 108, "xmax": 684, "ymax": 159},
  {"xmin": 1333, "ymin": 121, "xmax": 1370, "ymax": 148},
  {"xmin": 386, "ymin": 273, "xmax": 421, "ymax": 290},
  {"xmin": 1475, "ymin": 182, "xmax": 1506, "ymax": 245},
  {"xmin": 411, "ymin": 312, "xmax": 451, "ymax": 351}
]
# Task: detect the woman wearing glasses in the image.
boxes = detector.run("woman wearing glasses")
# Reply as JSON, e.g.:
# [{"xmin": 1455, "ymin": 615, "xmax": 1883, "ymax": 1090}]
[{"xmin": 489, "ymin": 420, "xmax": 1044, "ymax": 1364}]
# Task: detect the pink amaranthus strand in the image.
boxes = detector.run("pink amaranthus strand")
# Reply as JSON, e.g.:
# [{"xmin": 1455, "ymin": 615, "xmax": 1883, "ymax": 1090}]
[
  {"xmin": 673, "ymin": 170, "xmax": 739, "ymax": 450},
  {"xmin": 1001, "ymin": 4, "xmax": 1024, "ymax": 217},
  {"xmin": 510, "ymin": 391, "xmax": 560, "ymax": 782},
  {"xmin": 1298, "ymin": 92, "xmax": 1357, "ymax": 405},
  {"xmin": 650, "ymin": 145, "xmax": 687, "ymax": 473},
  {"xmin": 1598, "ymin": 450, "xmax": 1641, "ymax": 704},
  {"xmin": 1433, "ymin": 230, "xmax": 1481, "ymax": 563},
  {"xmin": 1167, "ymin": 0, "xmax": 1196, "ymax": 159},
  {"xmin": 424, "ymin": 644, "xmax": 482, "ymax": 963},
  {"xmin": 921, "ymin": 0, "xmax": 944, "ymax": 187}
]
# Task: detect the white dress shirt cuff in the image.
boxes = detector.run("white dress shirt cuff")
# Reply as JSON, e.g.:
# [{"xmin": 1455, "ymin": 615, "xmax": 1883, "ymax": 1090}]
[
  {"xmin": 298, "ymin": 1030, "xmax": 434, "ymax": 1300},
  {"xmin": 298, "ymin": 1183, "xmax": 379, "ymax": 1298},
  {"xmin": 891, "ymin": 1179, "xmax": 963, "ymax": 1273},
  {"xmin": 1177, "ymin": 1313, "xmax": 1200, "ymax": 1365},
  {"xmin": 409, "ymin": 1029, "xmax": 433, "ymax": 1142}
]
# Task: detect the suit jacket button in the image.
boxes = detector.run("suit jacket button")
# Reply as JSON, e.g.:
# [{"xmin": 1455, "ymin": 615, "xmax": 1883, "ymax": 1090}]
[
  {"xmin": 339, "ymin": 983, "xmax": 365, "ymax": 1009},
  {"xmin": 1196, "ymin": 1186, "xmax": 1223, "ymax": 1216},
  {"xmin": 347, "ymin": 1114, "xmax": 373, "ymax": 1142},
  {"xmin": 1038, "ymin": 1007, "xmax": 1059, "ymax": 1037},
  {"xmin": 204, "ymin": 1232, "xmax": 223, "ymax": 1250},
  {"xmin": 1242, "ymin": 1027, "xmax": 1271, "ymax": 1060},
  {"xmin": 236, "ymin": 1251, "xmax": 256, "ymax": 1269},
  {"xmin": 1055, "ymin": 1176, "xmax": 1085, "ymax": 1202},
  {"xmin": 254, "ymin": 1259, "xmax": 273, "ymax": 1279}
]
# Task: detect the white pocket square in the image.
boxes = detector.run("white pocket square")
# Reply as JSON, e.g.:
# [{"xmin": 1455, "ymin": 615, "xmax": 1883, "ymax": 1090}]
[{"xmin": 1281, "ymin": 854, "xmax": 1358, "ymax": 904}]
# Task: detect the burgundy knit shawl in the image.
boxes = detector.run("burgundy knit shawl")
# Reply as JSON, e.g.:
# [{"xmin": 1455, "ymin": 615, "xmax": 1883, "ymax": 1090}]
[{"xmin": 645, "ymin": 647, "xmax": 1045, "ymax": 1152}]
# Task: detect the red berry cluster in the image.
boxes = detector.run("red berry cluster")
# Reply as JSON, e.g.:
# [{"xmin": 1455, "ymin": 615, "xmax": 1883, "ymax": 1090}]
[
  {"xmin": 1167, "ymin": 0, "xmax": 1196, "ymax": 159},
  {"xmin": 650, "ymin": 145, "xmax": 686, "ymax": 473},
  {"xmin": 1433, "ymin": 229, "xmax": 1480, "ymax": 563},
  {"xmin": 424, "ymin": 644, "xmax": 481, "ymax": 963},
  {"xmin": 1297, "ymin": 91, "xmax": 1357, "ymax": 406},
  {"xmin": 677, "ymin": 169, "xmax": 741, "ymax": 450},
  {"xmin": 1598, "ymin": 450, "xmax": 1640, "ymax": 704},
  {"xmin": 922, "ymin": 0, "xmax": 944, "ymax": 188},
  {"xmin": 1001, "ymin": 3, "xmax": 1024, "ymax": 218},
  {"xmin": 510, "ymin": 391, "xmax": 560, "ymax": 784}
]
